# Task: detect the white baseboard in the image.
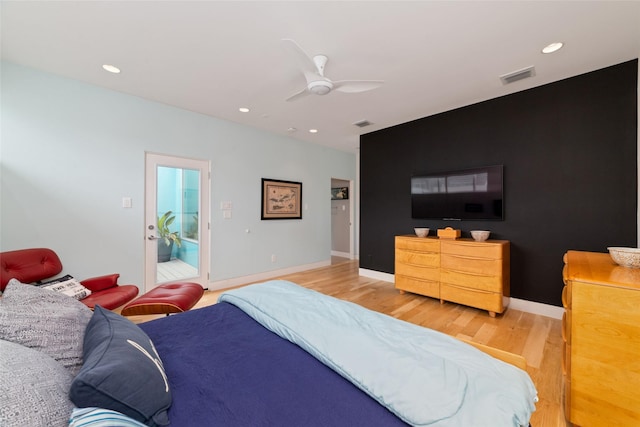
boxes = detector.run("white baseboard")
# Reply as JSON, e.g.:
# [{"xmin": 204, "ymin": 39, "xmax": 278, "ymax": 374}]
[
  {"xmin": 208, "ymin": 260, "xmax": 331, "ymax": 291},
  {"xmin": 359, "ymin": 268, "xmax": 395, "ymax": 283},
  {"xmin": 358, "ymin": 268, "xmax": 563, "ymax": 320},
  {"xmin": 508, "ymin": 297, "xmax": 563, "ymax": 319},
  {"xmin": 331, "ymin": 250, "xmax": 352, "ymax": 258}
]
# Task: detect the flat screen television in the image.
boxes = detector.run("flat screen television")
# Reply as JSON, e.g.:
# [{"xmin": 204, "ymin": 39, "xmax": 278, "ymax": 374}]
[{"xmin": 411, "ymin": 165, "xmax": 504, "ymax": 220}]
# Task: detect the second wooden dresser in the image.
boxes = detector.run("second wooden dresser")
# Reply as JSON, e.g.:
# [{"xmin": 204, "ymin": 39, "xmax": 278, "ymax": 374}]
[
  {"xmin": 395, "ymin": 235, "xmax": 510, "ymax": 316},
  {"xmin": 562, "ymin": 250, "xmax": 640, "ymax": 426}
]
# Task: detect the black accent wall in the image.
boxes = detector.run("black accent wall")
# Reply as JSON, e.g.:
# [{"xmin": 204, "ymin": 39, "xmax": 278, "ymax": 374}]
[{"xmin": 360, "ymin": 59, "xmax": 638, "ymax": 307}]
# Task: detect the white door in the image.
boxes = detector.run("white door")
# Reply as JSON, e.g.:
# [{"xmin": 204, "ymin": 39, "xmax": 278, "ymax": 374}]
[{"xmin": 144, "ymin": 152, "xmax": 210, "ymax": 291}]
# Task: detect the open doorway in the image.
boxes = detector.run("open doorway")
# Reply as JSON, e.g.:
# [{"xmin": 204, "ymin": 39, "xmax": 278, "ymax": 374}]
[{"xmin": 330, "ymin": 178, "xmax": 354, "ymax": 261}]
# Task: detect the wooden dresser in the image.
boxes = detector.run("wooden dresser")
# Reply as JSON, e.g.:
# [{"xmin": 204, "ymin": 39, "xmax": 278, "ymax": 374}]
[
  {"xmin": 562, "ymin": 250, "xmax": 640, "ymax": 426},
  {"xmin": 395, "ymin": 235, "xmax": 509, "ymax": 316}
]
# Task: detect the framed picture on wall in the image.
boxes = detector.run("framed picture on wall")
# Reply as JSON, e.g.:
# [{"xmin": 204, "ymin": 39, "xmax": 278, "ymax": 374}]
[
  {"xmin": 261, "ymin": 178, "xmax": 302, "ymax": 220},
  {"xmin": 331, "ymin": 187, "xmax": 349, "ymax": 200}
]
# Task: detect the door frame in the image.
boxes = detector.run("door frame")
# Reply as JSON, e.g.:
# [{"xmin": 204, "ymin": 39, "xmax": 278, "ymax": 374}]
[{"xmin": 144, "ymin": 152, "xmax": 210, "ymax": 291}]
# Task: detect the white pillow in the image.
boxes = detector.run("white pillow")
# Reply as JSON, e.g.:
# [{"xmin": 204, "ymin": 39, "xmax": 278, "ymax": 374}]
[{"xmin": 40, "ymin": 274, "xmax": 92, "ymax": 300}]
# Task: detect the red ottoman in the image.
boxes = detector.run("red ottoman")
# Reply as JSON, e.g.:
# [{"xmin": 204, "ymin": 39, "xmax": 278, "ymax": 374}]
[{"xmin": 120, "ymin": 283, "xmax": 204, "ymax": 316}]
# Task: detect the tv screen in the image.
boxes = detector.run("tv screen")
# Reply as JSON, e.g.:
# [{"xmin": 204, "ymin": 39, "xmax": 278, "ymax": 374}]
[{"xmin": 411, "ymin": 165, "xmax": 504, "ymax": 220}]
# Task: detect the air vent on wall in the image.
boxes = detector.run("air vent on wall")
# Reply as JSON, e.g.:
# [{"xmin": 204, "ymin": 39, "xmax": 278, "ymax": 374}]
[
  {"xmin": 353, "ymin": 119, "xmax": 373, "ymax": 128},
  {"xmin": 499, "ymin": 66, "xmax": 536, "ymax": 85}
]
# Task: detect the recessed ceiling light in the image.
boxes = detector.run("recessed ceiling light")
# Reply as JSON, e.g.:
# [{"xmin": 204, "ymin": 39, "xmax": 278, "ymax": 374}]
[
  {"xmin": 542, "ymin": 42, "xmax": 564, "ymax": 54},
  {"xmin": 309, "ymin": 129, "xmax": 318, "ymax": 134},
  {"xmin": 287, "ymin": 127, "xmax": 297, "ymax": 132},
  {"xmin": 102, "ymin": 64, "xmax": 121, "ymax": 74},
  {"xmin": 239, "ymin": 107, "xmax": 250, "ymax": 113}
]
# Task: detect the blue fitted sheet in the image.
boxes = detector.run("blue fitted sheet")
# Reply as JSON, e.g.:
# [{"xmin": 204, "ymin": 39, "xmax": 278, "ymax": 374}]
[{"xmin": 139, "ymin": 301, "xmax": 408, "ymax": 427}]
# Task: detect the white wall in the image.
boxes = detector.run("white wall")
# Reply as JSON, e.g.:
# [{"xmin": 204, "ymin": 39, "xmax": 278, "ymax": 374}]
[{"xmin": 0, "ymin": 62, "xmax": 356, "ymax": 289}]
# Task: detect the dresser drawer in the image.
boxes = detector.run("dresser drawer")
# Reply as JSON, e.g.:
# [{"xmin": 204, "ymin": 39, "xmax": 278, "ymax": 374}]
[
  {"xmin": 395, "ymin": 275, "xmax": 439, "ymax": 299},
  {"xmin": 440, "ymin": 269, "xmax": 502, "ymax": 292},
  {"xmin": 440, "ymin": 282, "xmax": 504, "ymax": 314},
  {"xmin": 440, "ymin": 254, "xmax": 503, "ymax": 276},
  {"xmin": 395, "ymin": 236, "xmax": 440, "ymax": 252},
  {"xmin": 562, "ymin": 283, "xmax": 571, "ymax": 308},
  {"xmin": 563, "ymin": 375, "xmax": 571, "ymax": 420},
  {"xmin": 562, "ymin": 310, "xmax": 571, "ymax": 344},
  {"xmin": 562, "ymin": 342, "xmax": 571, "ymax": 376},
  {"xmin": 395, "ymin": 262, "xmax": 439, "ymax": 282},
  {"xmin": 440, "ymin": 240, "xmax": 505, "ymax": 259},
  {"xmin": 395, "ymin": 249, "xmax": 440, "ymax": 268}
]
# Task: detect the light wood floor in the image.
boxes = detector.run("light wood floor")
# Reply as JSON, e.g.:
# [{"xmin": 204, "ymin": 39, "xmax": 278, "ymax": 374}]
[{"xmin": 132, "ymin": 257, "xmax": 566, "ymax": 427}]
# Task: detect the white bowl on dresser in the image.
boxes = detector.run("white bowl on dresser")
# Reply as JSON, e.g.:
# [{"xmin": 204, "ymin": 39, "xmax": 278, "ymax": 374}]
[
  {"xmin": 414, "ymin": 228, "xmax": 430, "ymax": 238},
  {"xmin": 608, "ymin": 247, "xmax": 640, "ymax": 268},
  {"xmin": 470, "ymin": 230, "xmax": 490, "ymax": 242}
]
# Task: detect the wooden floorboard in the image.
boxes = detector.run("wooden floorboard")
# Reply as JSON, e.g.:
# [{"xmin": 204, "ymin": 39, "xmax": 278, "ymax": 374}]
[{"xmin": 132, "ymin": 258, "xmax": 566, "ymax": 426}]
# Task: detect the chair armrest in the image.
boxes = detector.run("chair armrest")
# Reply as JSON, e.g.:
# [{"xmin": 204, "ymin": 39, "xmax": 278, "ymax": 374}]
[{"xmin": 81, "ymin": 274, "xmax": 120, "ymax": 292}]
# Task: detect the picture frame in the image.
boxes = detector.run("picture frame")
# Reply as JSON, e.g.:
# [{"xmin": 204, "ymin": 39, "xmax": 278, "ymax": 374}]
[
  {"xmin": 331, "ymin": 187, "xmax": 349, "ymax": 200},
  {"xmin": 261, "ymin": 178, "xmax": 302, "ymax": 220}
]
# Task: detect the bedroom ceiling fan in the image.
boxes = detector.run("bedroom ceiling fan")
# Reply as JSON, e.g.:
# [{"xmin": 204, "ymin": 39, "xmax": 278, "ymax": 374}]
[{"xmin": 282, "ymin": 38, "xmax": 384, "ymax": 102}]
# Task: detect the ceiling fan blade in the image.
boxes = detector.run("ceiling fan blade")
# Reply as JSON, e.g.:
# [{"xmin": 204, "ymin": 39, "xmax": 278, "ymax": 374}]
[
  {"xmin": 285, "ymin": 86, "xmax": 311, "ymax": 102},
  {"xmin": 282, "ymin": 38, "xmax": 321, "ymax": 81},
  {"xmin": 332, "ymin": 80, "xmax": 384, "ymax": 93}
]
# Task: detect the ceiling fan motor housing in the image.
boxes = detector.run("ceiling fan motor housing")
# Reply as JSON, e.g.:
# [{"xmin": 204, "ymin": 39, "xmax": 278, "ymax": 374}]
[{"xmin": 308, "ymin": 80, "xmax": 333, "ymax": 95}]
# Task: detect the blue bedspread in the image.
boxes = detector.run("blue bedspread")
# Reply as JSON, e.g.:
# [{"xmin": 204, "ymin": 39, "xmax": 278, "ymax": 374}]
[
  {"xmin": 139, "ymin": 299, "xmax": 408, "ymax": 426},
  {"xmin": 219, "ymin": 280, "xmax": 537, "ymax": 426}
]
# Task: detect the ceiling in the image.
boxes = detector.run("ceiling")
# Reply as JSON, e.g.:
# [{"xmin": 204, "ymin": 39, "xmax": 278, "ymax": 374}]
[{"xmin": 2, "ymin": 1, "xmax": 639, "ymax": 153}]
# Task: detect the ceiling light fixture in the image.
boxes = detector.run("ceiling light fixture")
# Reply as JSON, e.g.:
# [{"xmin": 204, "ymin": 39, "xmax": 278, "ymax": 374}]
[
  {"xmin": 308, "ymin": 80, "xmax": 333, "ymax": 96},
  {"xmin": 309, "ymin": 129, "xmax": 318, "ymax": 134},
  {"xmin": 542, "ymin": 42, "xmax": 564, "ymax": 54},
  {"xmin": 102, "ymin": 64, "xmax": 121, "ymax": 74},
  {"xmin": 239, "ymin": 107, "xmax": 250, "ymax": 113}
]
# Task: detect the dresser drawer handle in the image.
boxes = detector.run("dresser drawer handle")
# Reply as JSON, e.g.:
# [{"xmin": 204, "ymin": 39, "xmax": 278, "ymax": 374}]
[
  {"xmin": 442, "ymin": 282, "xmax": 494, "ymax": 295},
  {"xmin": 443, "ymin": 269, "xmax": 496, "ymax": 278},
  {"xmin": 443, "ymin": 254, "xmax": 492, "ymax": 261}
]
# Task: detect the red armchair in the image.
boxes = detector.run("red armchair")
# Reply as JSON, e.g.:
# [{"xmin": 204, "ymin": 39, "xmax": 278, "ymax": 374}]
[{"xmin": 0, "ymin": 248, "xmax": 139, "ymax": 310}]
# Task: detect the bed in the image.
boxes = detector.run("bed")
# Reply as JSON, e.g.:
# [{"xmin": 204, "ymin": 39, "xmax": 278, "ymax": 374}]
[
  {"xmin": 141, "ymin": 280, "xmax": 536, "ymax": 426},
  {"xmin": 0, "ymin": 278, "xmax": 537, "ymax": 427}
]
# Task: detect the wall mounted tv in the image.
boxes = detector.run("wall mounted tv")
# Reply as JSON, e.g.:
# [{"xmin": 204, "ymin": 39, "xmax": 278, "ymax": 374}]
[{"xmin": 411, "ymin": 165, "xmax": 504, "ymax": 220}]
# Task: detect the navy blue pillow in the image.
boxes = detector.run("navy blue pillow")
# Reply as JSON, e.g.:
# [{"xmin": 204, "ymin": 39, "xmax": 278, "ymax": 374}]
[{"xmin": 69, "ymin": 306, "xmax": 171, "ymax": 427}]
